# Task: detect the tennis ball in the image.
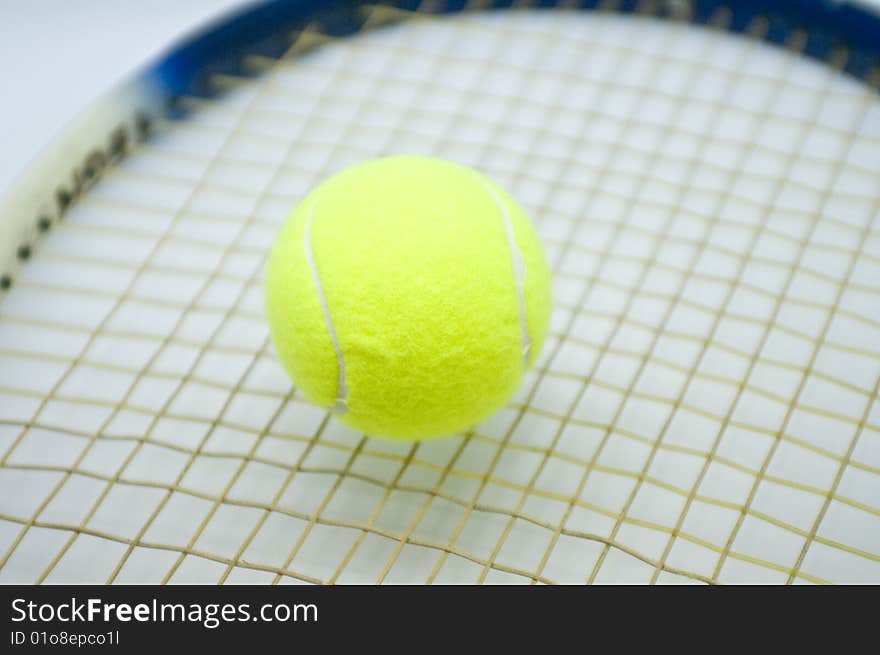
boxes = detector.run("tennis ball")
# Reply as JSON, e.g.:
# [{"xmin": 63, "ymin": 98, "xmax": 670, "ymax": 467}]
[{"xmin": 265, "ymin": 156, "xmax": 552, "ymax": 440}]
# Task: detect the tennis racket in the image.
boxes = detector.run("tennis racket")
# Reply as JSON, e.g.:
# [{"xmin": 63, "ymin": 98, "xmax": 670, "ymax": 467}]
[{"xmin": 0, "ymin": 0, "xmax": 878, "ymax": 585}]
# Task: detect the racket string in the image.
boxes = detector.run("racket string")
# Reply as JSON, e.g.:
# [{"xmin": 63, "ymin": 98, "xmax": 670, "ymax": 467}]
[{"xmin": 0, "ymin": 6, "xmax": 878, "ymax": 583}]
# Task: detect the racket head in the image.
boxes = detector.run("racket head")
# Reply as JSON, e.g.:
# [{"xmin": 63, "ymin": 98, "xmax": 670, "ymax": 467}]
[{"xmin": 0, "ymin": 0, "xmax": 879, "ymax": 585}]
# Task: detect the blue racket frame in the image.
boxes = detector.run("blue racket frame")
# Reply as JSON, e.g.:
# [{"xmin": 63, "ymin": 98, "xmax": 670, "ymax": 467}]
[
  {"xmin": 2, "ymin": 0, "xmax": 878, "ymax": 288},
  {"xmin": 156, "ymin": 0, "xmax": 880, "ymax": 102}
]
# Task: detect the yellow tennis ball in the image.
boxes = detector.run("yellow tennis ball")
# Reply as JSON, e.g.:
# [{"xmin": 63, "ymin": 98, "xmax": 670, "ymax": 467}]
[{"xmin": 265, "ymin": 156, "xmax": 552, "ymax": 440}]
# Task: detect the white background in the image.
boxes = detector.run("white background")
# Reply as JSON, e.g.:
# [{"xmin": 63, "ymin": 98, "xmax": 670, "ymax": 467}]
[{"xmin": 0, "ymin": 0, "xmax": 249, "ymax": 196}]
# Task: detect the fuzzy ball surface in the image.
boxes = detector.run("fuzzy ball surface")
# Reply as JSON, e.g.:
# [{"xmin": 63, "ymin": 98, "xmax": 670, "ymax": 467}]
[{"xmin": 265, "ymin": 156, "xmax": 552, "ymax": 440}]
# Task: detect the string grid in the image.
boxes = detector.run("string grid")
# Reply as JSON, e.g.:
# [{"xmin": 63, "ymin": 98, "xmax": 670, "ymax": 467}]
[{"xmin": 0, "ymin": 3, "xmax": 878, "ymax": 584}]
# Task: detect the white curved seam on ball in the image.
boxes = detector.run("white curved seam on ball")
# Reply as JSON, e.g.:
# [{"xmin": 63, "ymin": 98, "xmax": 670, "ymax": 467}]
[
  {"xmin": 481, "ymin": 181, "xmax": 531, "ymax": 370},
  {"xmin": 304, "ymin": 200, "xmax": 349, "ymax": 414}
]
